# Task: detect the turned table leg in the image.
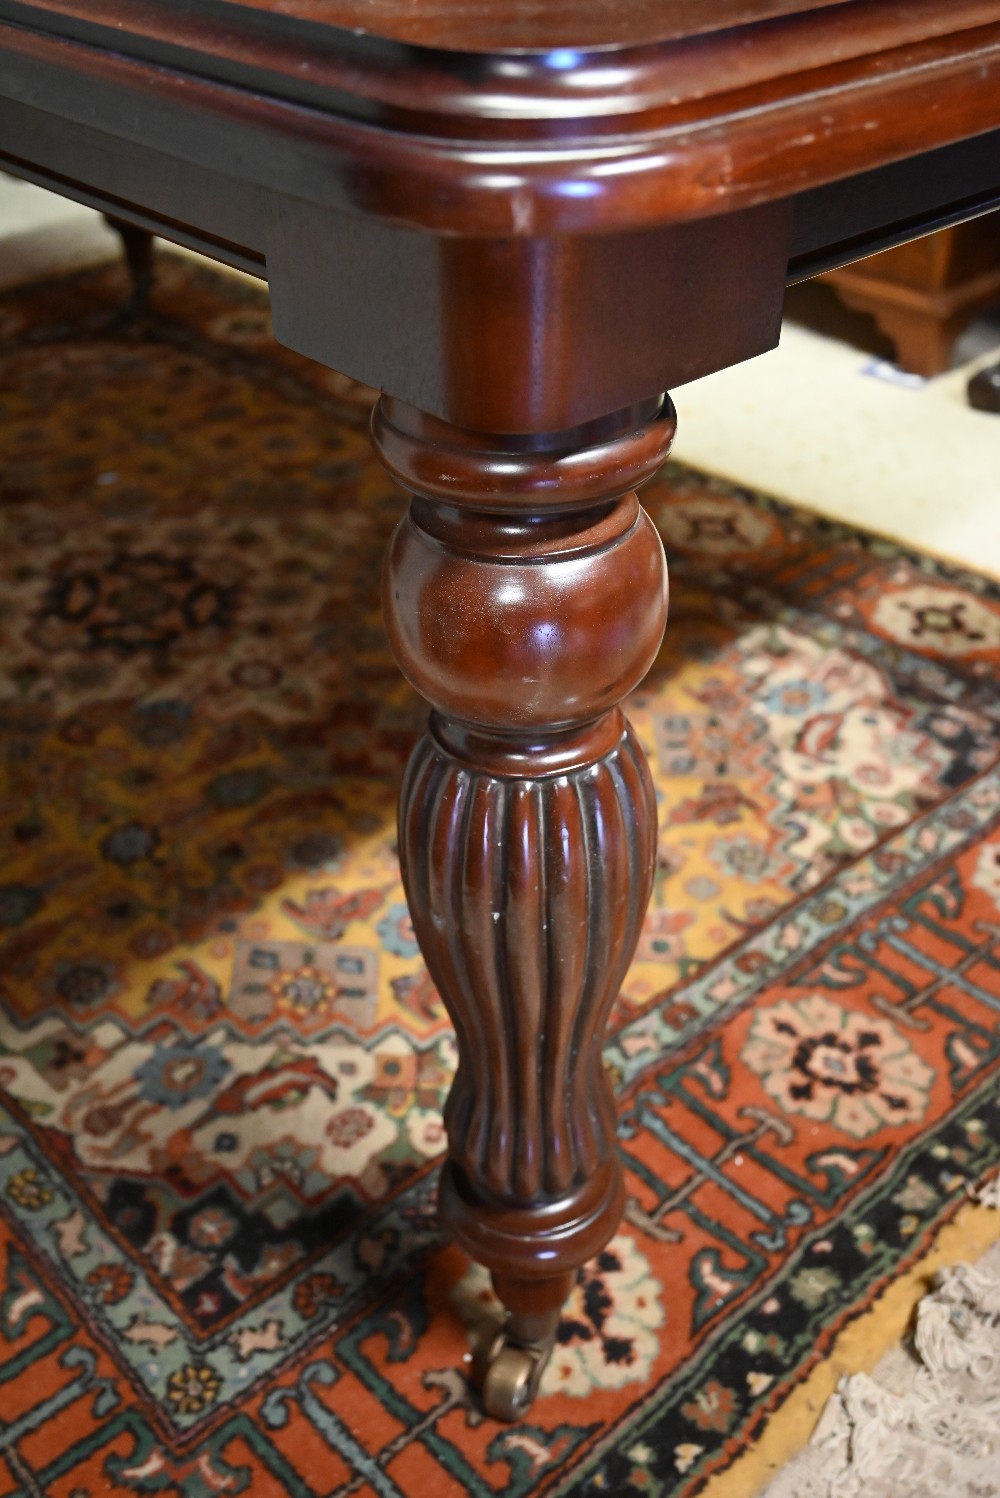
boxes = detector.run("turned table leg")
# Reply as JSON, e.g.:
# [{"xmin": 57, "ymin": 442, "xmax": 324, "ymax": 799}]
[
  {"xmin": 374, "ymin": 394, "xmax": 674, "ymax": 1418},
  {"xmin": 968, "ymin": 358, "xmax": 1000, "ymax": 412},
  {"xmin": 103, "ymin": 216, "xmax": 155, "ymax": 316}
]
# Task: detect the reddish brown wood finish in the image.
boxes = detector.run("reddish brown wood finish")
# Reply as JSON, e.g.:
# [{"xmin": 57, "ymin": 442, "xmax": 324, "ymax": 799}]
[
  {"xmin": 4, "ymin": 1, "xmax": 1000, "ymax": 244},
  {"xmin": 173, "ymin": 0, "xmax": 858, "ymax": 50},
  {"xmin": 376, "ymin": 397, "xmax": 673, "ymax": 1338},
  {"xmin": 3, "ymin": 3, "xmax": 1000, "ymax": 425},
  {"xmin": 267, "ymin": 205, "xmax": 789, "ymax": 433},
  {"xmin": 821, "ymin": 214, "xmax": 1000, "ymax": 376},
  {"xmin": 5, "ymin": 0, "xmax": 1000, "ymax": 1418}
]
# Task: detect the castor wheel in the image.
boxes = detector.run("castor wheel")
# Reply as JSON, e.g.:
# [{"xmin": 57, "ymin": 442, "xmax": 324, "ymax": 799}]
[{"xmin": 473, "ymin": 1324, "xmax": 557, "ymax": 1421}]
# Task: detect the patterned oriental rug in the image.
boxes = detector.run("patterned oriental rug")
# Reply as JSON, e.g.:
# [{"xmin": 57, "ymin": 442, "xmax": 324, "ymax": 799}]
[{"xmin": 0, "ymin": 254, "xmax": 999, "ymax": 1498}]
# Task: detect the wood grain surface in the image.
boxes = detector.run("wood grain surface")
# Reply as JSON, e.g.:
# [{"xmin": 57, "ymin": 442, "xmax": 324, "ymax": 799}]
[
  {"xmin": 377, "ymin": 394, "xmax": 673, "ymax": 1318},
  {"xmin": 4, "ymin": 0, "xmax": 1000, "ymax": 1411},
  {"xmin": 3, "ymin": 0, "xmax": 1000, "ymax": 246},
  {"xmin": 0, "ymin": 0, "xmax": 859, "ymax": 53}
]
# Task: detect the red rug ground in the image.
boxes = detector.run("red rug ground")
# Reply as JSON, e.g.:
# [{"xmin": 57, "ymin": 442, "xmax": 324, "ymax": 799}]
[{"xmin": 1, "ymin": 254, "xmax": 998, "ymax": 1497}]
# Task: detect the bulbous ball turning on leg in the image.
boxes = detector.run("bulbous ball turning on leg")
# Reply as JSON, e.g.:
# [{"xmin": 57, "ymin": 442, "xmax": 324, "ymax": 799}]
[{"xmin": 375, "ymin": 394, "xmax": 673, "ymax": 1417}]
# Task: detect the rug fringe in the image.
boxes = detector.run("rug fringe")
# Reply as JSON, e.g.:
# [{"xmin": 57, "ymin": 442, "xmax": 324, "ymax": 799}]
[
  {"xmin": 698, "ymin": 1193, "xmax": 1000, "ymax": 1498},
  {"xmin": 969, "ymin": 1170, "xmax": 1000, "ymax": 1210},
  {"xmin": 775, "ymin": 1252, "xmax": 1000, "ymax": 1496}
]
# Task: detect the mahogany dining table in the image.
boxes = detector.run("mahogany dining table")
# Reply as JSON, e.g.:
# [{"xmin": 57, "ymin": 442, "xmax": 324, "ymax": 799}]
[{"xmin": 2, "ymin": 0, "xmax": 999, "ymax": 1420}]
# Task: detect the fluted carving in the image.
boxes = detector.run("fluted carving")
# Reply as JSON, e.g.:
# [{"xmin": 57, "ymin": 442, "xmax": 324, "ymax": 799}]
[
  {"xmin": 401, "ymin": 718, "xmax": 656, "ymax": 1204},
  {"xmin": 375, "ymin": 394, "xmax": 672, "ymax": 1303}
]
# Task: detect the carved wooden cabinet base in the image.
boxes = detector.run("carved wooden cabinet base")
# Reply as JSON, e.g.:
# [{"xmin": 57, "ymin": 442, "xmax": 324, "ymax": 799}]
[
  {"xmin": 820, "ymin": 213, "xmax": 1000, "ymax": 376},
  {"xmin": 375, "ymin": 394, "xmax": 674, "ymax": 1417}
]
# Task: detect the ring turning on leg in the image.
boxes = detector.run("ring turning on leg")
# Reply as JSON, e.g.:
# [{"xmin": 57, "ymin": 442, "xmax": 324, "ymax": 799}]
[{"xmin": 375, "ymin": 394, "xmax": 674, "ymax": 1418}]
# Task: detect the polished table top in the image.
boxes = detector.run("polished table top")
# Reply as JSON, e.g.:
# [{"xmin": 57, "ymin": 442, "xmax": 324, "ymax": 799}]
[
  {"xmin": 157, "ymin": 0, "xmax": 856, "ymax": 49},
  {"xmin": 0, "ymin": 1, "xmax": 997, "ymax": 255},
  {"xmin": 3, "ymin": 0, "xmax": 999, "ymax": 430},
  {"xmin": 0, "ymin": 0, "xmax": 876, "ymax": 51},
  {"xmin": 2, "ymin": 0, "xmax": 1000, "ymax": 1428}
]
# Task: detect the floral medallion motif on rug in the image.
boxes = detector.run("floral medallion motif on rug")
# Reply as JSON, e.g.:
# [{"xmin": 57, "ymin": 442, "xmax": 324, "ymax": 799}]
[{"xmin": 0, "ymin": 258, "xmax": 998, "ymax": 1497}]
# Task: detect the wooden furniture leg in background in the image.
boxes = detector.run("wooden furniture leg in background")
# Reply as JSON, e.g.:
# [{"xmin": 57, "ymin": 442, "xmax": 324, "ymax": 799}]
[
  {"xmin": 374, "ymin": 394, "xmax": 674, "ymax": 1418},
  {"xmin": 103, "ymin": 215, "xmax": 155, "ymax": 317},
  {"xmin": 968, "ymin": 359, "xmax": 1000, "ymax": 412},
  {"xmin": 819, "ymin": 213, "xmax": 1000, "ymax": 377}
]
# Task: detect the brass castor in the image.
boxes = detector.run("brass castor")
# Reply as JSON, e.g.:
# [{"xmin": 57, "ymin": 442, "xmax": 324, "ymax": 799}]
[{"xmin": 473, "ymin": 1320, "xmax": 558, "ymax": 1421}]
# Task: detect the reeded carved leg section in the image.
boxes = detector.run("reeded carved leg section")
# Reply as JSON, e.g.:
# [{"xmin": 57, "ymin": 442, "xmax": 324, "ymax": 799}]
[{"xmin": 375, "ymin": 394, "xmax": 674, "ymax": 1418}]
